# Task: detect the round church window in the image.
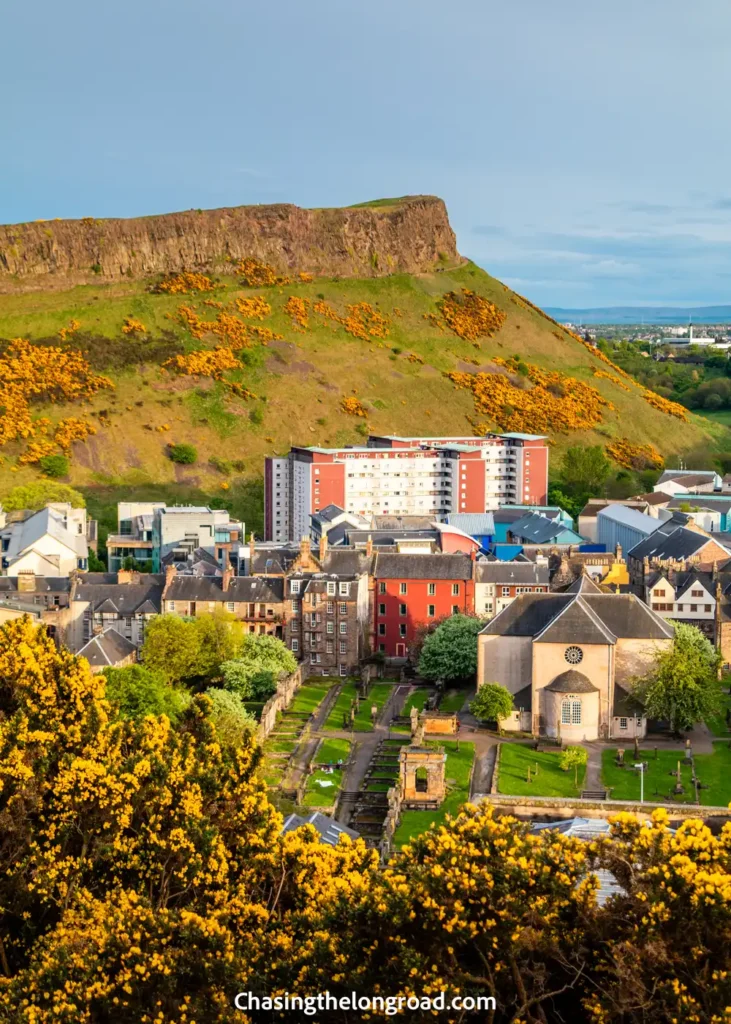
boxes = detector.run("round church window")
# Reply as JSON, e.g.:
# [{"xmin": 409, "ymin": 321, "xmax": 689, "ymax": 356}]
[{"xmin": 565, "ymin": 646, "xmax": 583, "ymax": 665}]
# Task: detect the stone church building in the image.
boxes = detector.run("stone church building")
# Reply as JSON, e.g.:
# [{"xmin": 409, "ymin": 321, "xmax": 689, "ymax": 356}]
[{"xmin": 477, "ymin": 576, "xmax": 674, "ymax": 741}]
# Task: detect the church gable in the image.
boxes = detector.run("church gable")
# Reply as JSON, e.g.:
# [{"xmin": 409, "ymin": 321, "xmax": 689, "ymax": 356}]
[{"xmin": 533, "ymin": 596, "xmax": 616, "ymax": 647}]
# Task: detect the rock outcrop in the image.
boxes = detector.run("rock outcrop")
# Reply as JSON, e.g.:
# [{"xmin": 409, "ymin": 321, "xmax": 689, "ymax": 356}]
[{"xmin": 0, "ymin": 195, "xmax": 460, "ymax": 291}]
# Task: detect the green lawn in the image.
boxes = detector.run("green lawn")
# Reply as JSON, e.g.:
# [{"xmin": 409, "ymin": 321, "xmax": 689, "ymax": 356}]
[
  {"xmin": 498, "ymin": 743, "xmax": 585, "ymax": 798},
  {"xmin": 440, "ymin": 686, "xmax": 471, "ymax": 714},
  {"xmin": 262, "ymin": 739, "xmax": 298, "ymax": 754},
  {"xmin": 315, "ymin": 738, "xmax": 351, "ymax": 764},
  {"xmin": 688, "ymin": 743, "xmax": 731, "ymax": 806},
  {"xmin": 706, "ymin": 689, "xmax": 731, "ymax": 737},
  {"xmin": 288, "ymin": 678, "xmax": 338, "ymax": 717},
  {"xmin": 324, "ymin": 682, "xmax": 394, "ymax": 732},
  {"xmin": 303, "ymin": 764, "xmax": 345, "ymax": 810},
  {"xmin": 393, "ymin": 741, "xmax": 475, "ymax": 847},
  {"xmin": 401, "ymin": 689, "xmax": 430, "ymax": 716},
  {"xmin": 602, "ymin": 748, "xmax": 697, "ymax": 803}
]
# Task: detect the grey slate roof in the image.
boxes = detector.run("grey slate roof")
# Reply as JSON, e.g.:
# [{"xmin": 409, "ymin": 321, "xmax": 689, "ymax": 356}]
[
  {"xmin": 321, "ymin": 549, "xmax": 374, "ymax": 576},
  {"xmin": 280, "ymin": 811, "xmax": 359, "ymax": 846},
  {"xmin": 512, "ymin": 683, "xmax": 532, "ymax": 711},
  {"xmin": 475, "ymin": 561, "xmax": 549, "ymax": 585},
  {"xmin": 667, "ymin": 496, "xmax": 731, "ymax": 513},
  {"xmin": 657, "ymin": 470, "xmax": 718, "ymax": 487},
  {"xmin": 344, "ymin": 528, "xmax": 439, "ymax": 547},
  {"xmin": 675, "ymin": 573, "xmax": 714, "ymax": 601},
  {"xmin": 251, "ymin": 547, "xmax": 300, "ymax": 575},
  {"xmin": 78, "ymin": 627, "xmax": 137, "ymax": 668},
  {"xmin": 508, "ymin": 511, "xmax": 570, "ymax": 543},
  {"xmin": 545, "ymin": 669, "xmax": 598, "ymax": 693},
  {"xmin": 312, "ymin": 504, "xmax": 346, "ymax": 523},
  {"xmin": 165, "ymin": 575, "xmax": 284, "ymax": 603},
  {"xmin": 628, "ymin": 526, "xmax": 726, "ymax": 562},
  {"xmin": 493, "ymin": 507, "xmax": 563, "ymax": 525},
  {"xmin": 373, "ymin": 553, "xmax": 473, "ymax": 580},
  {"xmin": 74, "ymin": 574, "xmax": 165, "ymax": 614},
  {"xmin": 580, "ymin": 499, "xmax": 648, "ymax": 518},
  {"xmin": 481, "ymin": 592, "xmax": 673, "ymax": 641},
  {"xmin": 0, "ymin": 576, "xmax": 70, "ymax": 594},
  {"xmin": 535, "ymin": 596, "xmax": 617, "ymax": 645},
  {"xmin": 613, "ymin": 685, "xmax": 645, "ymax": 717},
  {"xmin": 561, "ymin": 574, "xmax": 604, "ymax": 595}
]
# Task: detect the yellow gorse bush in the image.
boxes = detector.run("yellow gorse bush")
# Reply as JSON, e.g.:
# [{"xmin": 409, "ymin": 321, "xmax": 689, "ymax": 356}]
[
  {"xmin": 428, "ymin": 289, "xmax": 507, "ymax": 342},
  {"xmin": 606, "ymin": 438, "xmax": 664, "ymax": 470},
  {"xmin": 121, "ymin": 316, "xmax": 147, "ymax": 335},
  {"xmin": 153, "ymin": 272, "xmax": 215, "ymax": 295}
]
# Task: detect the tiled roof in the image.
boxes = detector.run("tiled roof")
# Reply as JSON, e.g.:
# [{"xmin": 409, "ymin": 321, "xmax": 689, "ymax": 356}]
[
  {"xmin": 534, "ymin": 596, "xmax": 618, "ymax": 645},
  {"xmin": 481, "ymin": 592, "xmax": 673, "ymax": 641},
  {"xmin": 629, "ymin": 527, "xmax": 727, "ymax": 562},
  {"xmin": 0, "ymin": 576, "xmax": 70, "ymax": 594},
  {"xmin": 545, "ymin": 670, "xmax": 599, "ymax": 693},
  {"xmin": 74, "ymin": 574, "xmax": 165, "ymax": 614},
  {"xmin": 78, "ymin": 627, "xmax": 137, "ymax": 668},
  {"xmin": 373, "ymin": 553, "xmax": 473, "ymax": 580},
  {"xmin": 165, "ymin": 575, "xmax": 284, "ymax": 603},
  {"xmin": 443, "ymin": 512, "xmax": 496, "ymax": 536},
  {"xmin": 474, "ymin": 561, "xmax": 549, "ymax": 585},
  {"xmin": 509, "ymin": 511, "xmax": 576, "ymax": 544}
]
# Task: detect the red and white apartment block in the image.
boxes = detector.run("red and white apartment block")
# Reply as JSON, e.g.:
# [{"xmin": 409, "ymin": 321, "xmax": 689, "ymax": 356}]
[{"xmin": 264, "ymin": 433, "xmax": 548, "ymax": 542}]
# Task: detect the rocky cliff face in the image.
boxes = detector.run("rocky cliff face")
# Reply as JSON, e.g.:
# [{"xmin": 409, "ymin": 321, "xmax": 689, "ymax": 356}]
[{"xmin": 0, "ymin": 196, "xmax": 460, "ymax": 291}]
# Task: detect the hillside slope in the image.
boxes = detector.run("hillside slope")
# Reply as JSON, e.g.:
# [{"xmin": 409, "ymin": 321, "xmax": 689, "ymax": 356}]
[{"xmin": 0, "ymin": 199, "xmax": 723, "ymax": 541}]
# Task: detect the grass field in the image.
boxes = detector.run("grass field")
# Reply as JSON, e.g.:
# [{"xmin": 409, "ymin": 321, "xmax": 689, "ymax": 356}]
[
  {"xmin": 440, "ymin": 686, "xmax": 472, "ymax": 714},
  {"xmin": 393, "ymin": 741, "xmax": 475, "ymax": 847},
  {"xmin": 498, "ymin": 743, "xmax": 585, "ymax": 798},
  {"xmin": 0, "ymin": 258, "xmax": 721, "ymax": 549},
  {"xmin": 287, "ymin": 678, "xmax": 338, "ymax": 718},
  {"xmin": 303, "ymin": 764, "xmax": 346, "ymax": 810},
  {"xmin": 601, "ymin": 748, "xmax": 702, "ymax": 804},
  {"xmin": 315, "ymin": 738, "xmax": 351, "ymax": 764},
  {"xmin": 324, "ymin": 682, "xmax": 394, "ymax": 732},
  {"xmin": 706, "ymin": 689, "xmax": 731, "ymax": 737}
]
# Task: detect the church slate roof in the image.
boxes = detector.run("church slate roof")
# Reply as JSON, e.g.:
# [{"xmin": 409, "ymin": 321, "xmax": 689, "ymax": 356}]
[
  {"xmin": 534, "ymin": 596, "xmax": 618, "ymax": 645},
  {"xmin": 545, "ymin": 670, "xmax": 599, "ymax": 693},
  {"xmin": 480, "ymin": 592, "xmax": 673, "ymax": 642}
]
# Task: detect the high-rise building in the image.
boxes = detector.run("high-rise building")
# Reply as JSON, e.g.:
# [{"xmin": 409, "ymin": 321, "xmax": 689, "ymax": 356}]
[{"xmin": 264, "ymin": 433, "xmax": 548, "ymax": 542}]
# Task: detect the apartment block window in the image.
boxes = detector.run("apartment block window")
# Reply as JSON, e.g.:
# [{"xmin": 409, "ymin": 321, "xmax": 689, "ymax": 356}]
[
  {"xmin": 327, "ymin": 621, "xmax": 334, "ymax": 634},
  {"xmin": 428, "ymin": 583, "xmax": 436, "ymax": 596},
  {"xmin": 326, "ymin": 641, "xmax": 333, "ymax": 654},
  {"xmin": 427, "ymin": 604, "xmax": 435, "ymax": 617},
  {"xmin": 291, "ymin": 581, "xmax": 301, "ymax": 594},
  {"xmin": 310, "ymin": 653, "xmax": 317, "ymax": 664},
  {"xmin": 291, "ymin": 639, "xmax": 299, "ymax": 652},
  {"xmin": 452, "ymin": 605, "xmax": 459, "ymax": 615},
  {"xmin": 378, "ymin": 623, "xmax": 386, "ymax": 636},
  {"xmin": 327, "ymin": 581, "xmax": 336, "ymax": 596},
  {"xmin": 399, "ymin": 603, "xmax": 407, "ymax": 616},
  {"xmin": 339, "ymin": 664, "xmax": 347, "ymax": 677},
  {"xmin": 339, "ymin": 583, "xmax": 350, "ymax": 597},
  {"xmin": 379, "ymin": 582, "xmax": 386, "ymax": 594},
  {"xmin": 690, "ymin": 604, "xmax": 698, "ymax": 613},
  {"xmin": 339, "ymin": 602, "xmax": 347, "ymax": 614},
  {"xmin": 326, "ymin": 602, "xmax": 334, "ymax": 614},
  {"xmin": 379, "ymin": 603, "xmax": 386, "ymax": 616},
  {"xmin": 691, "ymin": 589, "xmax": 703, "ymax": 597},
  {"xmin": 399, "ymin": 583, "xmax": 408, "ymax": 595},
  {"xmin": 340, "ymin": 640, "xmax": 347, "ymax": 654},
  {"xmin": 399, "ymin": 624, "xmax": 407, "ymax": 637},
  {"xmin": 452, "ymin": 583, "xmax": 460, "ymax": 596},
  {"xmin": 168, "ymin": 601, "xmax": 175, "ymax": 612},
  {"xmin": 226, "ymin": 601, "xmax": 235, "ymax": 613},
  {"xmin": 339, "ymin": 622, "xmax": 347, "ymax": 634},
  {"xmin": 502, "ymin": 587, "xmax": 510, "ymax": 596},
  {"xmin": 705, "ymin": 604, "xmax": 712, "ymax": 612}
]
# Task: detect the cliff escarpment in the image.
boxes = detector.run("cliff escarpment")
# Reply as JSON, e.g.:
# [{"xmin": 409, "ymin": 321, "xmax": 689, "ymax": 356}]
[{"xmin": 0, "ymin": 195, "xmax": 460, "ymax": 291}]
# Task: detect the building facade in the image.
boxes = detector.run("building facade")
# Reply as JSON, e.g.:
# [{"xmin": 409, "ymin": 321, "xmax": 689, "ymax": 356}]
[
  {"xmin": 162, "ymin": 568, "xmax": 285, "ymax": 637},
  {"xmin": 284, "ymin": 570, "xmax": 369, "ymax": 675},
  {"xmin": 106, "ymin": 503, "xmax": 244, "ymax": 573},
  {"xmin": 474, "ymin": 560, "xmax": 550, "ymax": 619},
  {"xmin": 372, "ymin": 553, "xmax": 475, "ymax": 658},
  {"xmin": 265, "ymin": 433, "xmax": 549, "ymax": 542}
]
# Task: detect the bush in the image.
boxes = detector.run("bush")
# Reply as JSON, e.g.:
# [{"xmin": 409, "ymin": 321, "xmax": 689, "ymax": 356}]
[
  {"xmin": 167, "ymin": 443, "xmax": 197, "ymax": 465},
  {"xmin": 102, "ymin": 665, "xmax": 191, "ymax": 723},
  {"xmin": 1, "ymin": 482, "xmax": 85, "ymax": 511},
  {"xmin": 249, "ymin": 406, "xmax": 264, "ymax": 425},
  {"xmin": 705, "ymin": 393, "xmax": 724, "ymax": 410},
  {"xmin": 204, "ymin": 688, "xmax": 258, "ymax": 747},
  {"xmin": 38, "ymin": 454, "xmax": 70, "ymax": 478}
]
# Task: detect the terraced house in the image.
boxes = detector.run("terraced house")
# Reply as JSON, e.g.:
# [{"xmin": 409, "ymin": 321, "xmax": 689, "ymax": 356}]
[
  {"xmin": 161, "ymin": 566, "xmax": 285, "ymax": 636},
  {"xmin": 68, "ymin": 570, "xmax": 165, "ymax": 652}
]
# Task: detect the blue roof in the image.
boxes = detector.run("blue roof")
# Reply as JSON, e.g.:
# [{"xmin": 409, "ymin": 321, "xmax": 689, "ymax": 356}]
[{"xmin": 597, "ymin": 504, "xmax": 661, "ymax": 536}]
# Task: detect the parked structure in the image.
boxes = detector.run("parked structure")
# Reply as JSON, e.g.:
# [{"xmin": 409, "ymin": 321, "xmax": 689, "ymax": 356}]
[{"xmin": 265, "ymin": 433, "xmax": 549, "ymax": 542}]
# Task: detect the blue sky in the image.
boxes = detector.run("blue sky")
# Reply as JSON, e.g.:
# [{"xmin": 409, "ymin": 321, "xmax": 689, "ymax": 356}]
[{"xmin": 3, "ymin": 0, "xmax": 731, "ymax": 307}]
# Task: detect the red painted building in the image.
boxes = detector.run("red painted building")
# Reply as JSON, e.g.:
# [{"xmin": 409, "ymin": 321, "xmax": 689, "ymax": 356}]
[{"xmin": 372, "ymin": 552, "xmax": 475, "ymax": 658}]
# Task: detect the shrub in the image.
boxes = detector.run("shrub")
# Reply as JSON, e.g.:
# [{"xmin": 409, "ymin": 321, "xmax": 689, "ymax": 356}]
[
  {"xmin": 38, "ymin": 454, "xmax": 70, "ymax": 478},
  {"xmin": 204, "ymin": 688, "xmax": 258, "ymax": 747},
  {"xmin": 102, "ymin": 665, "xmax": 191, "ymax": 723},
  {"xmin": 0, "ymin": 482, "xmax": 85, "ymax": 511},
  {"xmin": 167, "ymin": 443, "xmax": 197, "ymax": 464},
  {"xmin": 249, "ymin": 406, "xmax": 264, "ymax": 425}
]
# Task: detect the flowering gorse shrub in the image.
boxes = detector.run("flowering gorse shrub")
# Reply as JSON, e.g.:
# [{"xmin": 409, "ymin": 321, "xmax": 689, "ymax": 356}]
[
  {"xmin": 234, "ymin": 296, "xmax": 272, "ymax": 320},
  {"xmin": 593, "ymin": 369, "xmax": 631, "ymax": 391},
  {"xmin": 285, "ymin": 295, "xmax": 310, "ymax": 329},
  {"xmin": 426, "ymin": 289, "xmax": 507, "ymax": 342},
  {"xmin": 236, "ymin": 257, "xmax": 289, "ymax": 287},
  {"xmin": 341, "ymin": 396, "xmax": 368, "ymax": 417},
  {"xmin": 121, "ymin": 316, "xmax": 147, "ymax": 335},
  {"xmin": 152, "ymin": 272, "xmax": 215, "ymax": 294}
]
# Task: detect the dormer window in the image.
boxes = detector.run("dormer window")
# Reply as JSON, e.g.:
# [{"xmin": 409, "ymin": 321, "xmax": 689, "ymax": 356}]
[{"xmin": 291, "ymin": 580, "xmax": 301, "ymax": 595}]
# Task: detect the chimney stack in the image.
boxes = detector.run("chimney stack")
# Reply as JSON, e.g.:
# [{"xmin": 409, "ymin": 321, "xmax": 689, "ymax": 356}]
[
  {"xmin": 117, "ymin": 569, "xmax": 132, "ymax": 585},
  {"xmin": 615, "ymin": 543, "xmax": 623, "ymax": 562},
  {"xmin": 222, "ymin": 565, "xmax": 234, "ymax": 592},
  {"xmin": 300, "ymin": 536, "xmax": 311, "ymax": 562},
  {"xmin": 16, "ymin": 571, "xmax": 35, "ymax": 593},
  {"xmin": 164, "ymin": 564, "xmax": 176, "ymax": 588},
  {"xmin": 249, "ymin": 532, "xmax": 255, "ymax": 572},
  {"xmin": 319, "ymin": 531, "xmax": 328, "ymax": 564},
  {"xmin": 366, "ymin": 534, "xmax": 373, "ymax": 558}
]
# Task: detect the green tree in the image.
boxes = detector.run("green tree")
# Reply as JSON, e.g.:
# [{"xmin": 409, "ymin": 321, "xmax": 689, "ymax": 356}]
[
  {"xmin": 559, "ymin": 744, "xmax": 588, "ymax": 785},
  {"xmin": 418, "ymin": 615, "xmax": 485, "ymax": 682},
  {"xmin": 469, "ymin": 682, "xmax": 514, "ymax": 726},
  {"xmin": 38, "ymin": 453, "xmax": 70, "ymax": 478},
  {"xmin": 546, "ymin": 485, "xmax": 584, "ymax": 521},
  {"xmin": 102, "ymin": 664, "xmax": 191, "ymax": 722},
  {"xmin": 0, "ymin": 481, "xmax": 85, "ymax": 511},
  {"xmin": 204, "ymin": 687, "xmax": 258, "ymax": 746},
  {"xmin": 193, "ymin": 610, "xmax": 244, "ymax": 680},
  {"xmin": 221, "ymin": 633, "xmax": 297, "ymax": 701},
  {"xmin": 141, "ymin": 614, "xmax": 201, "ymax": 684},
  {"xmin": 632, "ymin": 622, "xmax": 722, "ymax": 732},
  {"xmin": 87, "ymin": 549, "xmax": 107, "ymax": 572},
  {"xmin": 559, "ymin": 445, "xmax": 611, "ymax": 496}
]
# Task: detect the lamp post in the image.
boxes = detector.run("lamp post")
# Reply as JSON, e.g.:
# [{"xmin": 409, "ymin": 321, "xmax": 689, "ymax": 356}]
[{"xmin": 633, "ymin": 761, "xmax": 645, "ymax": 803}]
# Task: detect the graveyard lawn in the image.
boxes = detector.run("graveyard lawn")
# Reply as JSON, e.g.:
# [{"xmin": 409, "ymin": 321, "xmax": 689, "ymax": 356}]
[
  {"xmin": 323, "ymin": 682, "xmax": 394, "ymax": 732},
  {"xmin": 391, "ymin": 687, "xmax": 432, "ymax": 733},
  {"xmin": 601, "ymin": 748, "xmax": 705, "ymax": 804},
  {"xmin": 288, "ymin": 677, "xmax": 339, "ymax": 717},
  {"xmin": 315, "ymin": 738, "xmax": 351, "ymax": 764},
  {"xmin": 393, "ymin": 741, "xmax": 475, "ymax": 847},
  {"xmin": 705, "ymin": 689, "xmax": 731, "ymax": 738},
  {"xmin": 439, "ymin": 686, "xmax": 472, "ymax": 714},
  {"xmin": 497, "ymin": 743, "xmax": 585, "ymax": 798},
  {"xmin": 302, "ymin": 763, "xmax": 346, "ymax": 811}
]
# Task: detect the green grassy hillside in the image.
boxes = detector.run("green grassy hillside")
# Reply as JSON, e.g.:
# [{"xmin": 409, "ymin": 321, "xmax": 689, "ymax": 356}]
[{"xmin": 0, "ymin": 260, "xmax": 723, "ymax": 543}]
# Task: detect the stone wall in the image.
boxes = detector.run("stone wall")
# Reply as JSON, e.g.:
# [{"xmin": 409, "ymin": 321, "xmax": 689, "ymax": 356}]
[
  {"xmin": 256, "ymin": 663, "xmax": 309, "ymax": 743},
  {"xmin": 480, "ymin": 792, "xmax": 731, "ymax": 822}
]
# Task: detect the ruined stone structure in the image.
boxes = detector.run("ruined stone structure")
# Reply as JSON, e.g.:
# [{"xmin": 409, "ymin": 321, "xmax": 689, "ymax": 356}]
[{"xmin": 399, "ymin": 745, "xmax": 446, "ymax": 808}]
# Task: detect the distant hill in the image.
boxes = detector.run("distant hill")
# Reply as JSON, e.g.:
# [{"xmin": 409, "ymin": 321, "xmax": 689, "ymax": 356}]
[
  {"xmin": 545, "ymin": 305, "xmax": 731, "ymax": 325},
  {"xmin": 0, "ymin": 197, "xmax": 723, "ymax": 547}
]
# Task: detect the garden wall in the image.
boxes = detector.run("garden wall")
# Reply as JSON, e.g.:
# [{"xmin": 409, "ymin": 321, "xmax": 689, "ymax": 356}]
[{"xmin": 256, "ymin": 663, "xmax": 309, "ymax": 743}]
